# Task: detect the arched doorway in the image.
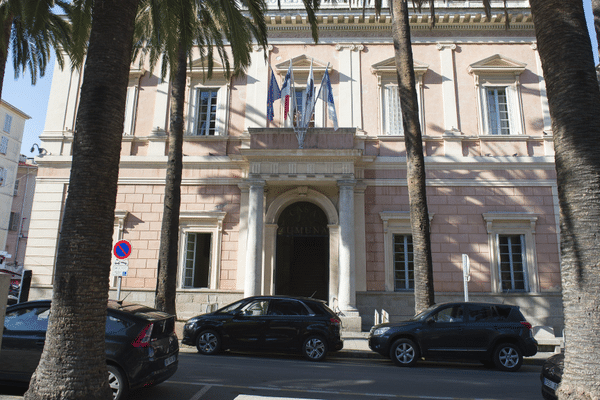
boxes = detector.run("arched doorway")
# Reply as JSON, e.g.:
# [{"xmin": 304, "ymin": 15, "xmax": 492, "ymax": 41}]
[{"xmin": 275, "ymin": 202, "xmax": 329, "ymax": 301}]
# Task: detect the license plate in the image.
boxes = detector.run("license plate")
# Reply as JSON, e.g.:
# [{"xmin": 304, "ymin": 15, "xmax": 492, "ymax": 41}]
[
  {"xmin": 165, "ymin": 355, "xmax": 177, "ymax": 366},
  {"xmin": 544, "ymin": 377, "xmax": 558, "ymax": 390}
]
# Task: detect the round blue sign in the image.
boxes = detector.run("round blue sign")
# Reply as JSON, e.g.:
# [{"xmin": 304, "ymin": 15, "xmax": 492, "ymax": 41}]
[{"xmin": 113, "ymin": 240, "xmax": 132, "ymax": 259}]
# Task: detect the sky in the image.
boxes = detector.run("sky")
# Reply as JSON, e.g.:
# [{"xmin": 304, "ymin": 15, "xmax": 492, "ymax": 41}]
[{"xmin": 2, "ymin": 2, "xmax": 599, "ymax": 157}]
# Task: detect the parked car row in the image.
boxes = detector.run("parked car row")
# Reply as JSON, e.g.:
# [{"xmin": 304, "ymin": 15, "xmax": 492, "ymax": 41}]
[{"xmin": 3, "ymin": 296, "xmax": 553, "ymax": 399}]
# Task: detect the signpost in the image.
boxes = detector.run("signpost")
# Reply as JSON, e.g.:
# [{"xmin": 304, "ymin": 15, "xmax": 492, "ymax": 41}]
[
  {"xmin": 112, "ymin": 240, "xmax": 131, "ymax": 300},
  {"xmin": 462, "ymin": 254, "xmax": 471, "ymax": 302}
]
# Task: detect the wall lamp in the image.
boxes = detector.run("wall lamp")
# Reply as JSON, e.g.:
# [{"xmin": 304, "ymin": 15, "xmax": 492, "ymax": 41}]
[{"xmin": 30, "ymin": 143, "xmax": 48, "ymax": 157}]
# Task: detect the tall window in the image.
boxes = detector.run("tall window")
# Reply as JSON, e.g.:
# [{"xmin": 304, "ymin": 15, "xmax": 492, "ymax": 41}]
[
  {"xmin": 9, "ymin": 212, "xmax": 20, "ymax": 231},
  {"xmin": 0, "ymin": 167, "xmax": 6, "ymax": 186},
  {"xmin": 3, "ymin": 114, "xmax": 12, "ymax": 133},
  {"xmin": 195, "ymin": 89, "xmax": 218, "ymax": 136},
  {"xmin": 498, "ymin": 234, "xmax": 527, "ymax": 291},
  {"xmin": 384, "ymin": 85, "xmax": 403, "ymax": 135},
  {"xmin": 393, "ymin": 234, "xmax": 414, "ymax": 290},
  {"xmin": 486, "ymin": 87, "xmax": 511, "ymax": 135},
  {"xmin": 183, "ymin": 232, "xmax": 212, "ymax": 288},
  {"xmin": 0, "ymin": 136, "xmax": 8, "ymax": 154}
]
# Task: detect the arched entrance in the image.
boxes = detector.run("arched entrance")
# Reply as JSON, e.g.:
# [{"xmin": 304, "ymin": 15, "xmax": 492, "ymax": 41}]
[{"xmin": 275, "ymin": 202, "xmax": 329, "ymax": 301}]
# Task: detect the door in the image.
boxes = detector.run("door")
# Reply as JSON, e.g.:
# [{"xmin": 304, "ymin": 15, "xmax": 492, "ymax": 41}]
[
  {"xmin": 264, "ymin": 299, "xmax": 311, "ymax": 350},
  {"xmin": 227, "ymin": 299, "xmax": 269, "ymax": 349},
  {"xmin": 419, "ymin": 304, "xmax": 467, "ymax": 357}
]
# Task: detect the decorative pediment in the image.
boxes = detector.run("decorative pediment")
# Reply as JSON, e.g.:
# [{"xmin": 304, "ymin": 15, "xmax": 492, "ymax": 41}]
[
  {"xmin": 129, "ymin": 67, "xmax": 146, "ymax": 79},
  {"xmin": 468, "ymin": 54, "xmax": 527, "ymax": 75},
  {"xmin": 274, "ymin": 55, "xmax": 332, "ymax": 76},
  {"xmin": 371, "ymin": 57, "xmax": 429, "ymax": 77},
  {"xmin": 188, "ymin": 58, "xmax": 227, "ymax": 78}
]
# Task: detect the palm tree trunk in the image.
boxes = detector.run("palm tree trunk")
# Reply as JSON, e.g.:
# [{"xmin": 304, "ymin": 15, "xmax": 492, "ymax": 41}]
[
  {"xmin": 155, "ymin": 39, "xmax": 186, "ymax": 316},
  {"xmin": 390, "ymin": 0, "xmax": 435, "ymax": 314},
  {"xmin": 0, "ymin": 15, "xmax": 13, "ymax": 99},
  {"xmin": 24, "ymin": 1, "xmax": 139, "ymax": 399},
  {"xmin": 529, "ymin": 1, "xmax": 600, "ymax": 399}
]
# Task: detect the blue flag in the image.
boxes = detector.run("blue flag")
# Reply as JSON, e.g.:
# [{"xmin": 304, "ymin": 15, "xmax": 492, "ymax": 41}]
[
  {"xmin": 267, "ymin": 66, "xmax": 281, "ymax": 122},
  {"xmin": 317, "ymin": 69, "xmax": 338, "ymax": 130}
]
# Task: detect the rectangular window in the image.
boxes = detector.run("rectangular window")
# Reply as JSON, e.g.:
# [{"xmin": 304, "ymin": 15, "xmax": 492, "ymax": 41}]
[
  {"xmin": 13, "ymin": 179, "xmax": 19, "ymax": 196},
  {"xmin": 9, "ymin": 212, "xmax": 20, "ymax": 231},
  {"xmin": 498, "ymin": 234, "xmax": 527, "ymax": 291},
  {"xmin": 195, "ymin": 89, "xmax": 218, "ymax": 136},
  {"xmin": 0, "ymin": 167, "xmax": 6, "ymax": 186},
  {"xmin": 183, "ymin": 232, "xmax": 212, "ymax": 288},
  {"xmin": 0, "ymin": 136, "xmax": 8, "ymax": 154},
  {"xmin": 4, "ymin": 114, "xmax": 12, "ymax": 133},
  {"xmin": 393, "ymin": 234, "xmax": 414, "ymax": 290},
  {"xmin": 384, "ymin": 85, "xmax": 403, "ymax": 135},
  {"xmin": 486, "ymin": 87, "xmax": 511, "ymax": 135}
]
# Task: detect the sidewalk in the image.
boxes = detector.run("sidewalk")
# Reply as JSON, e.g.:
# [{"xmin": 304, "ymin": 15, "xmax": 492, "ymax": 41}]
[{"xmin": 180, "ymin": 331, "xmax": 555, "ymax": 366}]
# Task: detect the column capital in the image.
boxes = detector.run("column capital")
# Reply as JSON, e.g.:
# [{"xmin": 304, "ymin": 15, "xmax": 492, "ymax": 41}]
[
  {"xmin": 436, "ymin": 42, "xmax": 457, "ymax": 51},
  {"xmin": 337, "ymin": 179, "xmax": 357, "ymax": 189}
]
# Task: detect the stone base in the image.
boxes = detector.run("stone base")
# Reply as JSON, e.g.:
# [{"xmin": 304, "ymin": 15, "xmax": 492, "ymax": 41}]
[{"xmin": 340, "ymin": 310, "xmax": 362, "ymax": 332}]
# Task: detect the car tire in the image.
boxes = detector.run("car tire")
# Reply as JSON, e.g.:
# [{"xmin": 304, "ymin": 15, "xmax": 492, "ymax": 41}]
[
  {"xmin": 302, "ymin": 335, "xmax": 328, "ymax": 361},
  {"xmin": 107, "ymin": 364, "xmax": 128, "ymax": 400},
  {"xmin": 196, "ymin": 329, "xmax": 222, "ymax": 355},
  {"xmin": 389, "ymin": 338, "xmax": 419, "ymax": 367},
  {"xmin": 493, "ymin": 343, "xmax": 523, "ymax": 372}
]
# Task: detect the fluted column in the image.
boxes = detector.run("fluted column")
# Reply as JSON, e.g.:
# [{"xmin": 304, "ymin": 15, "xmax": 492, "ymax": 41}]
[
  {"xmin": 338, "ymin": 180, "xmax": 357, "ymax": 312},
  {"xmin": 244, "ymin": 180, "xmax": 266, "ymax": 297}
]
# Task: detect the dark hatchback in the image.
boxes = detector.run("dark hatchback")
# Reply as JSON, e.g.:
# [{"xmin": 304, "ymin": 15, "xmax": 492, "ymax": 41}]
[
  {"xmin": 182, "ymin": 296, "xmax": 343, "ymax": 361},
  {"xmin": 369, "ymin": 302, "xmax": 537, "ymax": 371},
  {"xmin": 0, "ymin": 300, "xmax": 179, "ymax": 400},
  {"xmin": 541, "ymin": 353, "xmax": 563, "ymax": 400}
]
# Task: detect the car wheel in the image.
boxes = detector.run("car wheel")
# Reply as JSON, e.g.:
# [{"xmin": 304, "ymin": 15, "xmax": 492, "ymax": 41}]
[
  {"xmin": 389, "ymin": 338, "xmax": 419, "ymax": 367},
  {"xmin": 302, "ymin": 335, "xmax": 328, "ymax": 361},
  {"xmin": 493, "ymin": 343, "xmax": 523, "ymax": 372},
  {"xmin": 196, "ymin": 329, "xmax": 221, "ymax": 355},
  {"xmin": 107, "ymin": 364, "xmax": 128, "ymax": 400}
]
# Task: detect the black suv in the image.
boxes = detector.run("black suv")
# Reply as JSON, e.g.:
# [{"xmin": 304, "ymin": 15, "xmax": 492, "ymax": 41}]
[
  {"xmin": 182, "ymin": 296, "xmax": 343, "ymax": 361},
  {"xmin": 368, "ymin": 302, "xmax": 537, "ymax": 371}
]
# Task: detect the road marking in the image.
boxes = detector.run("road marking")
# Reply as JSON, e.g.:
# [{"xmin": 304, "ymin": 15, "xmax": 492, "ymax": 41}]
[
  {"xmin": 189, "ymin": 384, "xmax": 212, "ymax": 400},
  {"xmin": 169, "ymin": 380, "xmax": 501, "ymax": 400}
]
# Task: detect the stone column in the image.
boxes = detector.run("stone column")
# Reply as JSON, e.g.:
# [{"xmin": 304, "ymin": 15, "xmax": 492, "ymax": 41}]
[
  {"xmin": 437, "ymin": 42, "xmax": 459, "ymax": 133},
  {"xmin": 338, "ymin": 180, "xmax": 357, "ymax": 313},
  {"xmin": 244, "ymin": 180, "xmax": 266, "ymax": 297},
  {"xmin": 335, "ymin": 43, "xmax": 364, "ymax": 129}
]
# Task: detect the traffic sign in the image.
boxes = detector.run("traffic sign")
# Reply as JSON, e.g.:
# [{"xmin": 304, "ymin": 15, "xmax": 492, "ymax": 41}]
[{"xmin": 113, "ymin": 240, "xmax": 132, "ymax": 259}]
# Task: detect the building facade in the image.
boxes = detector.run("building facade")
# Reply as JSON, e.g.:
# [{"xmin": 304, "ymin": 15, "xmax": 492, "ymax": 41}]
[
  {"xmin": 0, "ymin": 101, "xmax": 30, "ymax": 261},
  {"xmin": 25, "ymin": 0, "xmax": 562, "ymax": 332}
]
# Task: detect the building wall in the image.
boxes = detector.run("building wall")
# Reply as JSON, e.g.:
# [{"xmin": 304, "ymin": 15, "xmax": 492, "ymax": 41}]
[{"xmin": 25, "ymin": 2, "xmax": 563, "ymax": 331}]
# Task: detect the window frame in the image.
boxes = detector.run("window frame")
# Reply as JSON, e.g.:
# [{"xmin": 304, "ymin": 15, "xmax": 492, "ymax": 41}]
[
  {"xmin": 178, "ymin": 211, "xmax": 226, "ymax": 290},
  {"xmin": 186, "ymin": 62, "xmax": 230, "ymax": 137},
  {"xmin": 392, "ymin": 233, "xmax": 414, "ymax": 291},
  {"xmin": 0, "ymin": 136, "xmax": 8, "ymax": 154},
  {"xmin": 182, "ymin": 231, "xmax": 213, "ymax": 289},
  {"xmin": 483, "ymin": 212, "xmax": 539, "ymax": 293},
  {"xmin": 3, "ymin": 114, "xmax": 12, "ymax": 133},
  {"xmin": 497, "ymin": 233, "xmax": 528, "ymax": 292}
]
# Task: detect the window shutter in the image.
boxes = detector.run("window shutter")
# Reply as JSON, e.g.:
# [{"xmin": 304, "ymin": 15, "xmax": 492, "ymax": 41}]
[
  {"xmin": 3, "ymin": 114, "xmax": 12, "ymax": 133},
  {"xmin": 123, "ymin": 85, "xmax": 138, "ymax": 135},
  {"xmin": 188, "ymin": 88, "xmax": 198, "ymax": 135},
  {"xmin": 0, "ymin": 136, "xmax": 8, "ymax": 154},
  {"xmin": 506, "ymin": 85, "xmax": 521, "ymax": 135},
  {"xmin": 215, "ymin": 87, "xmax": 225, "ymax": 135},
  {"xmin": 0, "ymin": 168, "xmax": 6, "ymax": 186}
]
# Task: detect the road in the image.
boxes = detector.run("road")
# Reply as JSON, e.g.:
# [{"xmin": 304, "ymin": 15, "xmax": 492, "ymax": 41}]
[{"xmin": 0, "ymin": 351, "xmax": 543, "ymax": 400}]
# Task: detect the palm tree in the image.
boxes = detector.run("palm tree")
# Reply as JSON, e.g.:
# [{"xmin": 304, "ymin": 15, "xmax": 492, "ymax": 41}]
[
  {"xmin": 0, "ymin": 0, "xmax": 70, "ymax": 99},
  {"xmin": 528, "ymin": 1, "xmax": 600, "ymax": 399},
  {"xmin": 24, "ymin": 0, "xmax": 140, "ymax": 399},
  {"xmin": 140, "ymin": 0, "xmax": 320, "ymax": 316}
]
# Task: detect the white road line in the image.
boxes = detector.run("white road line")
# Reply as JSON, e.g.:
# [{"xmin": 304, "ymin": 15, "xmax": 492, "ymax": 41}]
[{"xmin": 189, "ymin": 384, "xmax": 212, "ymax": 400}]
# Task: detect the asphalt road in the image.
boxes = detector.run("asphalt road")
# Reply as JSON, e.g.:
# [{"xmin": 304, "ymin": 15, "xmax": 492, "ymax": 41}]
[{"xmin": 0, "ymin": 351, "xmax": 544, "ymax": 400}]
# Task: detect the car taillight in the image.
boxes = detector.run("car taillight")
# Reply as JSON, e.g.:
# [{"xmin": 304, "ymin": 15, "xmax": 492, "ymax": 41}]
[
  {"xmin": 330, "ymin": 317, "xmax": 341, "ymax": 326},
  {"xmin": 132, "ymin": 323, "xmax": 154, "ymax": 347},
  {"xmin": 520, "ymin": 321, "xmax": 532, "ymax": 330}
]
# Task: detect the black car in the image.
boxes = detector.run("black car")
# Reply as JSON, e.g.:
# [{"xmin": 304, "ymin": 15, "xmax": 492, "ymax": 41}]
[
  {"xmin": 541, "ymin": 353, "xmax": 563, "ymax": 400},
  {"xmin": 0, "ymin": 300, "xmax": 179, "ymax": 399},
  {"xmin": 182, "ymin": 296, "xmax": 343, "ymax": 361},
  {"xmin": 368, "ymin": 302, "xmax": 537, "ymax": 371}
]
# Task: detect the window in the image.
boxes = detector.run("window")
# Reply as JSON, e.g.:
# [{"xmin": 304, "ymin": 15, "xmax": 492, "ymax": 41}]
[
  {"xmin": 241, "ymin": 299, "xmax": 269, "ymax": 316},
  {"xmin": 3, "ymin": 114, "xmax": 12, "ymax": 133},
  {"xmin": 9, "ymin": 212, "xmax": 20, "ymax": 231},
  {"xmin": 179, "ymin": 211, "xmax": 226, "ymax": 290},
  {"xmin": 4, "ymin": 307, "xmax": 50, "ymax": 332},
  {"xmin": 372, "ymin": 57, "xmax": 428, "ymax": 136},
  {"xmin": 498, "ymin": 234, "xmax": 527, "ymax": 291},
  {"xmin": 13, "ymin": 178, "xmax": 19, "ymax": 196},
  {"xmin": 468, "ymin": 54, "xmax": 526, "ymax": 136},
  {"xmin": 268, "ymin": 299, "xmax": 311, "ymax": 316},
  {"xmin": 393, "ymin": 234, "xmax": 414, "ymax": 291},
  {"xmin": 183, "ymin": 232, "xmax": 212, "ymax": 288},
  {"xmin": 383, "ymin": 85, "xmax": 404, "ymax": 135},
  {"xmin": 483, "ymin": 212, "xmax": 539, "ymax": 293},
  {"xmin": 0, "ymin": 136, "xmax": 8, "ymax": 154},
  {"xmin": 0, "ymin": 167, "xmax": 6, "ymax": 186},
  {"xmin": 431, "ymin": 305, "xmax": 464, "ymax": 323},
  {"xmin": 486, "ymin": 87, "xmax": 511, "ymax": 135},
  {"xmin": 194, "ymin": 89, "xmax": 218, "ymax": 136},
  {"xmin": 381, "ymin": 211, "xmax": 433, "ymax": 291}
]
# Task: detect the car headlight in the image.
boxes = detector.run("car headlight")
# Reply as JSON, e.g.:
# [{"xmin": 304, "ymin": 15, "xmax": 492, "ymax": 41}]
[{"xmin": 372, "ymin": 327, "xmax": 391, "ymax": 336}]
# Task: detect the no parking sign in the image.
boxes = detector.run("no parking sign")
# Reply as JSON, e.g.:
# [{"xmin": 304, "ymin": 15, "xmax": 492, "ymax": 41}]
[{"xmin": 113, "ymin": 240, "xmax": 132, "ymax": 259}]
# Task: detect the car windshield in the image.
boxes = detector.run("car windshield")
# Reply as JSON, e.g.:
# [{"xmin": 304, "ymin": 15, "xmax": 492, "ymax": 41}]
[
  {"xmin": 215, "ymin": 300, "xmax": 245, "ymax": 314},
  {"xmin": 411, "ymin": 304, "xmax": 439, "ymax": 321}
]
